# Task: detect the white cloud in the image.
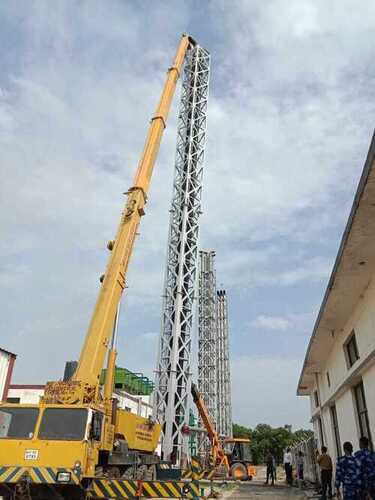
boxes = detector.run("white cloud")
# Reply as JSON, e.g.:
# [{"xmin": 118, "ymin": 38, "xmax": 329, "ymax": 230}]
[
  {"xmin": 250, "ymin": 315, "xmax": 292, "ymax": 331},
  {"xmin": 1, "ymin": 2, "xmax": 374, "ymax": 431}
]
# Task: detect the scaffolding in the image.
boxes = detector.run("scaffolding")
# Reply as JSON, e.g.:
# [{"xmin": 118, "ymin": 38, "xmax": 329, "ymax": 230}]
[
  {"xmin": 197, "ymin": 251, "xmax": 218, "ymax": 454},
  {"xmin": 153, "ymin": 42, "xmax": 210, "ymax": 466},
  {"xmin": 216, "ymin": 290, "xmax": 232, "ymax": 438}
]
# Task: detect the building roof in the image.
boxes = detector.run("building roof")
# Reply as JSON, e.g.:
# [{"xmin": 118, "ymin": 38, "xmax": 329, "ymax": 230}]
[
  {"xmin": 297, "ymin": 130, "xmax": 375, "ymax": 395},
  {"xmin": 9, "ymin": 385, "xmax": 45, "ymax": 390},
  {"xmin": 0, "ymin": 347, "xmax": 16, "ymax": 358}
]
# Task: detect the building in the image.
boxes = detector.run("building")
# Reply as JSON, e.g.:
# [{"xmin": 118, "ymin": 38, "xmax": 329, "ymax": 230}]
[
  {"xmin": 297, "ymin": 132, "xmax": 375, "ymax": 459},
  {"xmin": 6, "ymin": 384, "xmax": 153, "ymax": 418},
  {"xmin": 0, "ymin": 348, "xmax": 16, "ymax": 401},
  {"xmin": 6, "ymin": 365, "xmax": 154, "ymax": 421},
  {"xmin": 7, "ymin": 385, "xmax": 45, "ymax": 404}
]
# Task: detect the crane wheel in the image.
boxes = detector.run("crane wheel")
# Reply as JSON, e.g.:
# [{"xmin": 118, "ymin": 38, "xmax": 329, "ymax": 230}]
[{"xmin": 230, "ymin": 463, "xmax": 248, "ymax": 481}]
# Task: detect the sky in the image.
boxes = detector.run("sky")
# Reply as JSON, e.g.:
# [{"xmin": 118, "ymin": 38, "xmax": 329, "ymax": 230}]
[{"xmin": 1, "ymin": 0, "xmax": 375, "ymax": 430}]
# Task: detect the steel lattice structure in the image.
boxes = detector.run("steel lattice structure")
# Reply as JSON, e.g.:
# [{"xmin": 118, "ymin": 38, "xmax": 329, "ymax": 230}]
[
  {"xmin": 154, "ymin": 42, "xmax": 210, "ymax": 465},
  {"xmin": 216, "ymin": 290, "xmax": 232, "ymax": 438},
  {"xmin": 197, "ymin": 251, "xmax": 218, "ymax": 453}
]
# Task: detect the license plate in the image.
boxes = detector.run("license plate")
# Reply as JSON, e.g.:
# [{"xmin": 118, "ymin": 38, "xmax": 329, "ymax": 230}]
[{"xmin": 24, "ymin": 449, "xmax": 39, "ymax": 460}]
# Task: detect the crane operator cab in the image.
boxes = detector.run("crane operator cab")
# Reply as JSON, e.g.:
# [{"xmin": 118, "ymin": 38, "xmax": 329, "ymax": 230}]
[
  {"xmin": 225, "ymin": 438, "xmax": 256, "ymax": 481},
  {"xmin": 0, "ymin": 404, "xmax": 104, "ymax": 479}
]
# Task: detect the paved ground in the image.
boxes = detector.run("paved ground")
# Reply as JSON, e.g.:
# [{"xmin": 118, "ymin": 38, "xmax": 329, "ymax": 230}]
[{"xmin": 224, "ymin": 482, "xmax": 308, "ymax": 499}]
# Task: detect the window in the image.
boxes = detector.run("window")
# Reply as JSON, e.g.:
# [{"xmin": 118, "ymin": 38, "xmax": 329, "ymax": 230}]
[
  {"xmin": 90, "ymin": 412, "xmax": 103, "ymax": 441},
  {"xmin": 0, "ymin": 407, "xmax": 39, "ymax": 439},
  {"xmin": 6, "ymin": 398, "xmax": 20, "ymax": 404},
  {"xmin": 38, "ymin": 408, "xmax": 88, "ymax": 441},
  {"xmin": 317, "ymin": 416, "xmax": 325, "ymax": 446},
  {"xmin": 330, "ymin": 405, "xmax": 341, "ymax": 457},
  {"xmin": 354, "ymin": 382, "xmax": 373, "ymax": 450},
  {"xmin": 314, "ymin": 391, "xmax": 319, "ymax": 407},
  {"xmin": 345, "ymin": 332, "xmax": 359, "ymax": 368},
  {"xmin": 326, "ymin": 372, "xmax": 331, "ymax": 388}
]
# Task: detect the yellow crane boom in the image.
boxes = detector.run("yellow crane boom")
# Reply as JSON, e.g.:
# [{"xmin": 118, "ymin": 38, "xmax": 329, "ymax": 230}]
[
  {"xmin": 42, "ymin": 35, "xmax": 193, "ymax": 406},
  {"xmin": 0, "ymin": 35, "xmax": 206, "ymax": 498},
  {"xmin": 75, "ymin": 35, "xmax": 191, "ymax": 388}
]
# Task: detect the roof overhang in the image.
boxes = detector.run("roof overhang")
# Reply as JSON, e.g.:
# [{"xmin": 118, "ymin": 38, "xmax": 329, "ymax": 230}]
[
  {"xmin": 0, "ymin": 347, "xmax": 16, "ymax": 358},
  {"xmin": 297, "ymin": 130, "xmax": 375, "ymax": 395}
]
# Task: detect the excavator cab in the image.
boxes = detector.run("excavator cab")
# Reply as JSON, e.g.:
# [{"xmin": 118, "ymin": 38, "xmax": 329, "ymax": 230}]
[{"xmin": 225, "ymin": 438, "xmax": 256, "ymax": 481}]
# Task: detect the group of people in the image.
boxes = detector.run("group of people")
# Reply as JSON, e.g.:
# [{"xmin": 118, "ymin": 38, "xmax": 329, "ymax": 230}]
[
  {"xmin": 278, "ymin": 436, "xmax": 375, "ymax": 499},
  {"xmin": 265, "ymin": 448, "xmax": 305, "ymax": 487},
  {"xmin": 316, "ymin": 437, "xmax": 375, "ymax": 500}
]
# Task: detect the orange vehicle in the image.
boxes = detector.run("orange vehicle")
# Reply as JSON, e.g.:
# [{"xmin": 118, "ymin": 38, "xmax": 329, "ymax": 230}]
[
  {"xmin": 191, "ymin": 384, "xmax": 256, "ymax": 480},
  {"xmin": 224, "ymin": 438, "xmax": 256, "ymax": 481}
]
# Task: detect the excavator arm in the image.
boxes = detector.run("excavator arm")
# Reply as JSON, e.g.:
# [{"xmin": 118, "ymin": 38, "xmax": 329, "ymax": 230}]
[{"xmin": 191, "ymin": 383, "xmax": 229, "ymax": 469}]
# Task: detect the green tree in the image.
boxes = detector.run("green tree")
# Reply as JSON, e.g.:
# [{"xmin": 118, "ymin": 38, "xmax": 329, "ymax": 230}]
[
  {"xmin": 232, "ymin": 423, "xmax": 252, "ymax": 439},
  {"xmin": 232, "ymin": 423, "xmax": 313, "ymax": 465}
]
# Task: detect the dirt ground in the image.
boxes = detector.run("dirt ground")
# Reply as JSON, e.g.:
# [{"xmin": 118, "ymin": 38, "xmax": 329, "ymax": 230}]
[
  {"xmin": 223, "ymin": 482, "xmax": 308, "ymax": 499},
  {"xmin": 219, "ymin": 467, "xmax": 309, "ymax": 500}
]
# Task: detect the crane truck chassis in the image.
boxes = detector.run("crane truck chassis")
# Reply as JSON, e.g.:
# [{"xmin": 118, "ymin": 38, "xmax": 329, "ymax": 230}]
[{"xmin": 0, "ymin": 34, "xmax": 206, "ymax": 500}]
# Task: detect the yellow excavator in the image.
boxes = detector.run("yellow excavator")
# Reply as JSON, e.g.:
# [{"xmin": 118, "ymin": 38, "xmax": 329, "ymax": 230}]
[
  {"xmin": 191, "ymin": 384, "xmax": 256, "ymax": 481},
  {"xmin": 0, "ymin": 35, "xmax": 195, "ymax": 500}
]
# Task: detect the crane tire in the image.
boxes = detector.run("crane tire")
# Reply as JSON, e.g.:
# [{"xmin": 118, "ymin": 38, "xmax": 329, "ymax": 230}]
[{"xmin": 230, "ymin": 463, "xmax": 248, "ymax": 481}]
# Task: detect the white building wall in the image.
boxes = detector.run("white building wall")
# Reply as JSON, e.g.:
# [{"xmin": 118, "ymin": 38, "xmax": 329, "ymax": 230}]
[
  {"xmin": 363, "ymin": 363, "xmax": 375, "ymax": 434},
  {"xmin": 335, "ymin": 390, "xmax": 358, "ymax": 449},
  {"xmin": 308, "ymin": 273, "xmax": 375, "ymax": 456},
  {"xmin": 7, "ymin": 387, "xmax": 44, "ymax": 404},
  {"xmin": 7, "ymin": 386, "xmax": 153, "ymax": 419},
  {"xmin": 115, "ymin": 391, "xmax": 153, "ymax": 418},
  {"xmin": 0, "ymin": 350, "xmax": 13, "ymax": 400}
]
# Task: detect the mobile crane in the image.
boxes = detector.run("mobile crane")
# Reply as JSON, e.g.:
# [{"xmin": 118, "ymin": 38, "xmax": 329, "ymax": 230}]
[
  {"xmin": 0, "ymin": 35, "xmax": 195, "ymax": 500},
  {"xmin": 191, "ymin": 384, "xmax": 256, "ymax": 481}
]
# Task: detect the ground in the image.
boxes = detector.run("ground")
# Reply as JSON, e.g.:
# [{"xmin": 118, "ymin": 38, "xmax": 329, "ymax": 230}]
[
  {"xmin": 223, "ymin": 483, "xmax": 307, "ymax": 500},
  {"xmin": 218, "ymin": 467, "xmax": 309, "ymax": 500}
]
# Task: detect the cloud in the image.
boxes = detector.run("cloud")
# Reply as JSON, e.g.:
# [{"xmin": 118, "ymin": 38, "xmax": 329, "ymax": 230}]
[
  {"xmin": 1, "ymin": 1, "xmax": 374, "ymax": 430},
  {"xmin": 249, "ymin": 315, "xmax": 291, "ymax": 331}
]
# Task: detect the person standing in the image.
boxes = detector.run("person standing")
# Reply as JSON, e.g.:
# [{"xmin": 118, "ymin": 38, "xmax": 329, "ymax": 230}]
[
  {"xmin": 316, "ymin": 446, "xmax": 333, "ymax": 499},
  {"xmin": 296, "ymin": 451, "xmax": 304, "ymax": 488},
  {"xmin": 335, "ymin": 441, "xmax": 360, "ymax": 500},
  {"xmin": 283, "ymin": 447, "xmax": 293, "ymax": 485},
  {"xmin": 265, "ymin": 451, "xmax": 275, "ymax": 486},
  {"xmin": 354, "ymin": 436, "xmax": 375, "ymax": 499},
  {"xmin": 273, "ymin": 454, "xmax": 277, "ymax": 482}
]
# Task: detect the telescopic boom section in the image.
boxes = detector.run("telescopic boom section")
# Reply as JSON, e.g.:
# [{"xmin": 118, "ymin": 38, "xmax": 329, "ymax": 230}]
[{"xmin": 74, "ymin": 35, "xmax": 192, "ymax": 388}]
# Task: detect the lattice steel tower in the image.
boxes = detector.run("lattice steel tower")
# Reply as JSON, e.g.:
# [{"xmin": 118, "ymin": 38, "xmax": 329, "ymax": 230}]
[
  {"xmin": 154, "ymin": 42, "xmax": 210, "ymax": 465},
  {"xmin": 197, "ymin": 251, "xmax": 218, "ymax": 451},
  {"xmin": 216, "ymin": 290, "xmax": 232, "ymax": 438}
]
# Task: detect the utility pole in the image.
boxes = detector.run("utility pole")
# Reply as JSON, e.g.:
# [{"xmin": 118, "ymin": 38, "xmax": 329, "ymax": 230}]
[
  {"xmin": 197, "ymin": 251, "xmax": 218, "ymax": 455},
  {"xmin": 216, "ymin": 290, "xmax": 232, "ymax": 438},
  {"xmin": 154, "ymin": 42, "xmax": 210, "ymax": 466}
]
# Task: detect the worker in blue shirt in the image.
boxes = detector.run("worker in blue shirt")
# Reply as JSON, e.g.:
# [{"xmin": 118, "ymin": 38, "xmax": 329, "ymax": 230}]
[
  {"xmin": 354, "ymin": 436, "xmax": 375, "ymax": 499},
  {"xmin": 335, "ymin": 441, "xmax": 360, "ymax": 500}
]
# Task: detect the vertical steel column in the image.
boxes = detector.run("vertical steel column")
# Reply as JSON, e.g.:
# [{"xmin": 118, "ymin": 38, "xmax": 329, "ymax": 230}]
[
  {"xmin": 197, "ymin": 251, "xmax": 218, "ymax": 454},
  {"xmin": 216, "ymin": 290, "xmax": 233, "ymax": 438},
  {"xmin": 154, "ymin": 43, "xmax": 210, "ymax": 465}
]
